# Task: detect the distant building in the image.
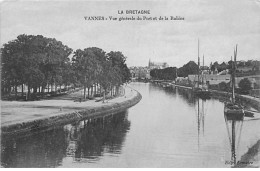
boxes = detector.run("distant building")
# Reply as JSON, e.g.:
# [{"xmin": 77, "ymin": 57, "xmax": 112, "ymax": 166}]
[
  {"xmin": 176, "ymin": 77, "xmax": 189, "ymax": 85},
  {"xmin": 148, "ymin": 59, "xmax": 169, "ymax": 70},
  {"xmin": 129, "ymin": 66, "xmax": 150, "ymax": 79},
  {"xmin": 188, "ymin": 74, "xmax": 231, "ymax": 86},
  {"xmin": 237, "ymin": 66, "xmax": 254, "ymax": 73},
  {"xmin": 218, "ymin": 69, "xmax": 229, "ymax": 75}
]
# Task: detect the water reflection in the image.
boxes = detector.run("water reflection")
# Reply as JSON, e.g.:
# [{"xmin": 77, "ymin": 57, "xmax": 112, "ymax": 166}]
[
  {"xmin": 149, "ymin": 83, "xmax": 196, "ymax": 106},
  {"xmin": 196, "ymin": 99, "xmax": 206, "ymax": 151},
  {"xmin": 224, "ymin": 113, "xmax": 244, "ymax": 167},
  {"xmin": 175, "ymin": 88, "xmax": 196, "ymax": 106},
  {"xmin": 1, "ymin": 83, "xmax": 259, "ymax": 167},
  {"xmin": 65, "ymin": 111, "xmax": 130, "ymax": 161},
  {"xmin": 1, "ymin": 128, "xmax": 68, "ymax": 167},
  {"xmin": 1, "ymin": 111, "xmax": 130, "ymax": 168}
]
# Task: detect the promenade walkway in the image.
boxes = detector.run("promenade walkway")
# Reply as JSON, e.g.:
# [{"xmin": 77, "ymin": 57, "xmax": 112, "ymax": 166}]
[{"xmin": 1, "ymin": 86, "xmax": 136, "ymax": 127}]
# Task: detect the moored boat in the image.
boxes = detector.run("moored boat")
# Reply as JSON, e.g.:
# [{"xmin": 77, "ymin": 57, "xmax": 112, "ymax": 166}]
[
  {"xmin": 224, "ymin": 45, "xmax": 244, "ymax": 120},
  {"xmin": 224, "ymin": 102, "xmax": 244, "ymax": 120},
  {"xmin": 194, "ymin": 40, "xmax": 211, "ymax": 99},
  {"xmin": 194, "ymin": 87, "xmax": 211, "ymax": 99}
]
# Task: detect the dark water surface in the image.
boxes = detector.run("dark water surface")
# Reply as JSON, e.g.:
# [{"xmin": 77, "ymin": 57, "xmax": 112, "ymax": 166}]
[{"xmin": 1, "ymin": 82, "xmax": 260, "ymax": 167}]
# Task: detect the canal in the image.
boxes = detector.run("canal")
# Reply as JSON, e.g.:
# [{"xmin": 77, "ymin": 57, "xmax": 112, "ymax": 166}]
[{"xmin": 1, "ymin": 82, "xmax": 260, "ymax": 167}]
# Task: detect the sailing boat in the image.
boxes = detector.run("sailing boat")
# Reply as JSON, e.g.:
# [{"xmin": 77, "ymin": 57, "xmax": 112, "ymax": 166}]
[
  {"xmin": 224, "ymin": 45, "xmax": 244, "ymax": 120},
  {"xmin": 194, "ymin": 39, "xmax": 211, "ymax": 99}
]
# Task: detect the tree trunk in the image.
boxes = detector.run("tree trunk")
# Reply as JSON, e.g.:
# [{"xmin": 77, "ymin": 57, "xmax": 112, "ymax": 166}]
[
  {"xmin": 51, "ymin": 83, "xmax": 53, "ymax": 92},
  {"xmin": 21, "ymin": 84, "xmax": 24, "ymax": 97},
  {"xmin": 14, "ymin": 84, "xmax": 17, "ymax": 100},
  {"xmin": 103, "ymin": 89, "xmax": 106, "ymax": 103},
  {"xmin": 94, "ymin": 83, "xmax": 96, "ymax": 95},
  {"xmin": 83, "ymin": 84, "xmax": 86, "ymax": 99},
  {"xmin": 55, "ymin": 84, "xmax": 57, "ymax": 93},
  {"xmin": 27, "ymin": 84, "xmax": 31, "ymax": 100},
  {"xmin": 91, "ymin": 86, "xmax": 93, "ymax": 97},
  {"xmin": 33, "ymin": 86, "xmax": 37, "ymax": 94},
  {"xmin": 87, "ymin": 87, "xmax": 90, "ymax": 99},
  {"xmin": 113, "ymin": 86, "xmax": 115, "ymax": 96},
  {"xmin": 41, "ymin": 83, "xmax": 46, "ymax": 93},
  {"xmin": 8, "ymin": 86, "xmax": 11, "ymax": 97},
  {"xmin": 8, "ymin": 85, "xmax": 11, "ymax": 96}
]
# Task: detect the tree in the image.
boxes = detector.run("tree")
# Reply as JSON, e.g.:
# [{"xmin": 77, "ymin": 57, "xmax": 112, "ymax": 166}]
[
  {"xmin": 219, "ymin": 81, "xmax": 229, "ymax": 91},
  {"xmin": 178, "ymin": 61, "xmax": 198, "ymax": 77},
  {"xmin": 238, "ymin": 78, "xmax": 252, "ymax": 94},
  {"xmin": 72, "ymin": 48, "xmax": 98, "ymax": 99},
  {"xmin": 150, "ymin": 67, "xmax": 177, "ymax": 80},
  {"xmin": 1, "ymin": 34, "xmax": 72, "ymax": 100},
  {"xmin": 99, "ymin": 60, "xmax": 113, "ymax": 102},
  {"xmin": 107, "ymin": 51, "xmax": 131, "ymax": 83}
]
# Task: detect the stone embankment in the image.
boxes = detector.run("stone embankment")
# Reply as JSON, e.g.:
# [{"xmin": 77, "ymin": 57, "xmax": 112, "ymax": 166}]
[
  {"xmin": 210, "ymin": 90, "xmax": 260, "ymax": 111},
  {"xmin": 157, "ymin": 82, "xmax": 259, "ymax": 111},
  {"xmin": 1, "ymin": 86, "xmax": 142, "ymax": 136}
]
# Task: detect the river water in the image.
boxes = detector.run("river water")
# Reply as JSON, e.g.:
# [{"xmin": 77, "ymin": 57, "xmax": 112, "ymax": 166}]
[{"xmin": 1, "ymin": 82, "xmax": 260, "ymax": 167}]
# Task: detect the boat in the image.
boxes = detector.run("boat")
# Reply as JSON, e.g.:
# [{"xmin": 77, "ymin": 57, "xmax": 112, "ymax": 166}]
[
  {"xmin": 224, "ymin": 102, "xmax": 244, "ymax": 120},
  {"xmin": 194, "ymin": 40, "xmax": 211, "ymax": 99},
  {"xmin": 224, "ymin": 45, "xmax": 244, "ymax": 121}
]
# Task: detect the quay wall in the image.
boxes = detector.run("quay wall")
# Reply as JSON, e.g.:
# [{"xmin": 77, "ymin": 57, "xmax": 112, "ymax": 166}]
[
  {"xmin": 1, "ymin": 89, "xmax": 142, "ymax": 137},
  {"xmin": 152, "ymin": 81, "xmax": 259, "ymax": 111},
  {"xmin": 210, "ymin": 90, "xmax": 260, "ymax": 111},
  {"xmin": 172, "ymin": 83, "xmax": 259, "ymax": 111}
]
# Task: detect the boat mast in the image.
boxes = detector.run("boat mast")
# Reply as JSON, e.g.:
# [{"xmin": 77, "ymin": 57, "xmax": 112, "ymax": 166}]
[
  {"xmin": 234, "ymin": 45, "xmax": 237, "ymax": 102},
  {"xmin": 198, "ymin": 39, "xmax": 200, "ymax": 88},
  {"xmin": 230, "ymin": 56, "xmax": 234, "ymax": 103},
  {"xmin": 202, "ymin": 54, "xmax": 204, "ymax": 85},
  {"xmin": 232, "ymin": 45, "xmax": 237, "ymax": 103}
]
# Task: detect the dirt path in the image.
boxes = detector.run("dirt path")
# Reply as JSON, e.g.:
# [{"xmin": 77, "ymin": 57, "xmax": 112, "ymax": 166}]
[{"xmin": 1, "ymin": 86, "xmax": 135, "ymax": 127}]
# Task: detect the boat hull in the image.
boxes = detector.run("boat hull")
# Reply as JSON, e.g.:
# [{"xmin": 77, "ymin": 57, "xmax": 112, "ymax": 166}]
[
  {"xmin": 224, "ymin": 104, "xmax": 244, "ymax": 121},
  {"xmin": 194, "ymin": 89, "xmax": 211, "ymax": 99}
]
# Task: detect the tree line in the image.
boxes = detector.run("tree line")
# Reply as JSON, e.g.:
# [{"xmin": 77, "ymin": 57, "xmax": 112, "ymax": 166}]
[
  {"xmin": 150, "ymin": 59, "xmax": 260, "ymax": 80},
  {"xmin": 150, "ymin": 67, "xmax": 177, "ymax": 80},
  {"xmin": 150, "ymin": 61, "xmax": 199, "ymax": 80},
  {"xmin": 1, "ymin": 34, "xmax": 131, "ymax": 101}
]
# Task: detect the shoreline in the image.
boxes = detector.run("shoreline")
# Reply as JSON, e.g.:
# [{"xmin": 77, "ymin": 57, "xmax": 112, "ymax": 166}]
[
  {"xmin": 1, "ymin": 86, "xmax": 142, "ymax": 136},
  {"xmin": 152, "ymin": 82, "xmax": 260, "ymax": 111}
]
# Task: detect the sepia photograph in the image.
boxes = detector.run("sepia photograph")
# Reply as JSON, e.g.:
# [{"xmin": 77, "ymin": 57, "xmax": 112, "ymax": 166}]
[{"xmin": 1, "ymin": 0, "xmax": 260, "ymax": 168}]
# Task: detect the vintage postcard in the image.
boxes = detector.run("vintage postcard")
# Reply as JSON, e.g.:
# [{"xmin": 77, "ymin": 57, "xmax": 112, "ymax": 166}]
[{"xmin": 1, "ymin": 0, "xmax": 260, "ymax": 168}]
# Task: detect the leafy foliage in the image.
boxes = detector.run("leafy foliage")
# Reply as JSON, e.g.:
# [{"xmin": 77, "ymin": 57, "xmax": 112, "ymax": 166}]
[
  {"xmin": 150, "ymin": 67, "xmax": 177, "ymax": 80},
  {"xmin": 238, "ymin": 78, "xmax": 252, "ymax": 93},
  {"xmin": 150, "ymin": 61, "xmax": 198, "ymax": 80},
  {"xmin": 1, "ymin": 34, "xmax": 131, "ymax": 101}
]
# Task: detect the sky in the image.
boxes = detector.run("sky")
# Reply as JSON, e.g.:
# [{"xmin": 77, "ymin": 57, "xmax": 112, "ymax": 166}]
[{"xmin": 1, "ymin": 0, "xmax": 260, "ymax": 67}]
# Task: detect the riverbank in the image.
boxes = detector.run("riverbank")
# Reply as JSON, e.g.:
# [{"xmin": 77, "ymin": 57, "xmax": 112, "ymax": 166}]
[
  {"xmin": 152, "ymin": 81, "xmax": 260, "ymax": 111},
  {"xmin": 1, "ymin": 86, "xmax": 142, "ymax": 136},
  {"xmin": 172, "ymin": 84, "xmax": 260, "ymax": 111},
  {"xmin": 210, "ymin": 90, "xmax": 260, "ymax": 111}
]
